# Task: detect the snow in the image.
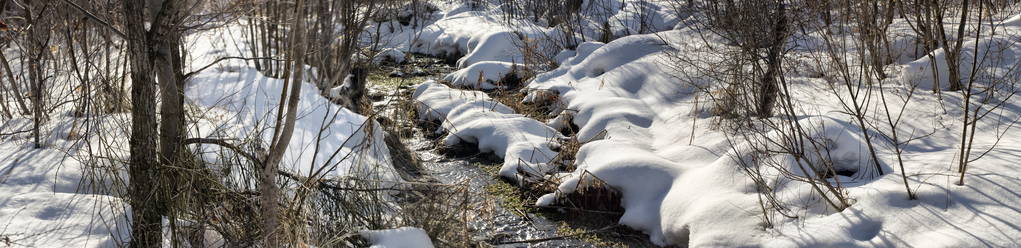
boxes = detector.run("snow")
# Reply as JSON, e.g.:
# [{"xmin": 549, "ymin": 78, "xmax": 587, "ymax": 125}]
[
  {"xmin": 6, "ymin": 1, "xmax": 1021, "ymax": 247},
  {"xmin": 0, "ymin": 24, "xmax": 401, "ymax": 247},
  {"xmin": 521, "ymin": 15, "xmax": 1021, "ymax": 247},
  {"xmin": 366, "ymin": 0, "xmax": 682, "ymax": 67},
  {"xmin": 387, "ymin": 3, "xmax": 1021, "ymax": 246},
  {"xmin": 373, "ymin": 48, "xmax": 407, "ymax": 65},
  {"xmin": 0, "ymin": 142, "xmax": 129, "ymax": 247},
  {"xmin": 412, "ymin": 80, "xmax": 494, "ymax": 121},
  {"xmin": 360, "ymin": 227, "xmax": 434, "ymax": 248},
  {"xmin": 413, "ymin": 81, "xmax": 562, "ymax": 183},
  {"xmin": 442, "ymin": 61, "xmax": 526, "ymax": 89},
  {"xmin": 580, "ymin": 0, "xmax": 683, "ymax": 39},
  {"xmin": 899, "ymin": 34, "xmax": 1021, "ymax": 90},
  {"xmin": 185, "ymin": 26, "xmax": 399, "ymax": 182},
  {"xmin": 456, "ymin": 31, "xmax": 524, "ymax": 68}
]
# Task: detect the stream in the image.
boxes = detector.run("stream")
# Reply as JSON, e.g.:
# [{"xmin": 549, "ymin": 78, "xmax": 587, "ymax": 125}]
[{"xmin": 366, "ymin": 54, "xmax": 654, "ymax": 247}]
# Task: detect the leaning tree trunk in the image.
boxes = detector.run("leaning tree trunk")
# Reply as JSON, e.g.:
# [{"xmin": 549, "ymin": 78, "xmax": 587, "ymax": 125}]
[
  {"xmin": 263, "ymin": 0, "xmax": 309, "ymax": 244},
  {"xmin": 150, "ymin": 0, "xmax": 198, "ymax": 245},
  {"xmin": 152, "ymin": 0, "xmax": 188, "ymax": 195}
]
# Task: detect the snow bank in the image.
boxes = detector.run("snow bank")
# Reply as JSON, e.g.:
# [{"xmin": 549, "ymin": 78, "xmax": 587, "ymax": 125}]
[
  {"xmin": 440, "ymin": 106, "xmax": 561, "ymax": 181},
  {"xmin": 898, "ymin": 17, "xmax": 1021, "ymax": 90},
  {"xmin": 373, "ymin": 48, "xmax": 406, "ymax": 65},
  {"xmin": 524, "ymin": 31, "xmax": 766, "ymax": 246},
  {"xmin": 185, "ymin": 27, "xmax": 398, "ymax": 182},
  {"xmin": 443, "ymin": 61, "xmax": 527, "ymax": 89},
  {"xmin": 584, "ymin": 0, "xmax": 683, "ymax": 39},
  {"xmin": 366, "ymin": 0, "xmax": 680, "ymax": 65},
  {"xmin": 525, "ymin": 14, "xmax": 1021, "ymax": 246},
  {"xmin": 899, "ymin": 35, "xmax": 1021, "ymax": 90},
  {"xmin": 456, "ymin": 31, "xmax": 524, "ymax": 68},
  {"xmin": 410, "ymin": 11, "xmax": 514, "ymax": 59},
  {"xmin": 412, "ymin": 80, "xmax": 494, "ymax": 121},
  {"xmin": 414, "ymin": 82, "xmax": 562, "ymax": 182},
  {"xmin": 360, "ymin": 227, "xmax": 434, "ymax": 248}
]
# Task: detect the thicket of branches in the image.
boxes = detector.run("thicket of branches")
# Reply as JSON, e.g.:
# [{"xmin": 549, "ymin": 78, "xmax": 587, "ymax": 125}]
[
  {"xmin": 0, "ymin": 0, "xmax": 489, "ymax": 246},
  {"xmin": 667, "ymin": 0, "xmax": 1021, "ymax": 227},
  {"xmin": 3, "ymin": 0, "xmax": 1021, "ymax": 246}
]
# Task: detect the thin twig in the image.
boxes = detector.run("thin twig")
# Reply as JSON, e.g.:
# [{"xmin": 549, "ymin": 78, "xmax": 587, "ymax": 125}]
[{"xmin": 59, "ymin": 0, "xmax": 126, "ymax": 38}]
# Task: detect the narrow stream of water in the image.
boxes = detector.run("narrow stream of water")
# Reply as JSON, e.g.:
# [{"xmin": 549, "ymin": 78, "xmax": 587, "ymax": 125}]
[
  {"xmin": 361, "ymin": 54, "xmax": 657, "ymax": 247},
  {"xmin": 402, "ymin": 129, "xmax": 594, "ymax": 247}
]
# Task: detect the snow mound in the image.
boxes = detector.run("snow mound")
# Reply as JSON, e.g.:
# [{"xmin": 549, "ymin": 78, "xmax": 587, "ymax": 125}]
[
  {"xmin": 526, "ymin": 16, "xmax": 1021, "ymax": 246},
  {"xmin": 373, "ymin": 48, "xmax": 406, "ymax": 65},
  {"xmin": 365, "ymin": 0, "xmax": 679, "ymax": 64},
  {"xmin": 441, "ymin": 106, "xmax": 561, "ymax": 181},
  {"xmin": 412, "ymin": 80, "xmax": 494, "ymax": 121},
  {"xmin": 443, "ymin": 61, "xmax": 527, "ymax": 89},
  {"xmin": 456, "ymin": 31, "xmax": 524, "ymax": 68},
  {"xmin": 414, "ymin": 82, "xmax": 563, "ymax": 182},
  {"xmin": 360, "ymin": 227, "xmax": 434, "ymax": 248},
  {"xmin": 899, "ymin": 34, "xmax": 1021, "ymax": 90},
  {"xmin": 602, "ymin": 0, "xmax": 683, "ymax": 38},
  {"xmin": 410, "ymin": 11, "xmax": 514, "ymax": 59}
]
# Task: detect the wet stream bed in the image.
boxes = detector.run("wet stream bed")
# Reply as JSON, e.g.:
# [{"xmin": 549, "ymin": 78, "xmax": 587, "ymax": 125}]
[{"xmin": 367, "ymin": 54, "xmax": 655, "ymax": 247}]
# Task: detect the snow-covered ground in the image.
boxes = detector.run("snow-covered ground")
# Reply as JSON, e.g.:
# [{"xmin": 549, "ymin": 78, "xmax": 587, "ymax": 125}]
[
  {"xmin": 5, "ymin": 0, "xmax": 1021, "ymax": 246},
  {"xmin": 0, "ymin": 24, "xmax": 399, "ymax": 247},
  {"xmin": 360, "ymin": 227, "xmax": 434, "ymax": 248},
  {"xmin": 522, "ymin": 13, "xmax": 1021, "ymax": 248},
  {"xmin": 395, "ymin": 1, "xmax": 1021, "ymax": 247},
  {"xmin": 0, "ymin": 140, "xmax": 129, "ymax": 247},
  {"xmin": 185, "ymin": 26, "xmax": 398, "ymax": 182}
]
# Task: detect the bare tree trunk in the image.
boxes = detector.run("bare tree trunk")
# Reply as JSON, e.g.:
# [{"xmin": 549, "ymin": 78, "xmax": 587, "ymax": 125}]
[
  {"xmin": 153, "ymin": 0, "xmax": 187, "ymax": 188},
  {"xmin": 756, "ymin": 1, "xmax": 787, "ymax": 118},
  {"xmin": 122, "ymin": 0, "xmax": 163, "ymax": 245},
  {"xmin": 0, "ymin": 53, "xmax": 29, "ymax": 115},
  {"xmin": 27, "ymin": 0, "xmax": 51, "ymax": 148},
  {"xmin": 0, "ymin": 75, "xmax": 10, "ymax": 118},
  {"xmin": 151, "ymin": 2, "xmax": 193, "ymax": 245},
  {"xmin": 263, "ymin": 0, "xmax": 309, "ymax": 244},
  {"xmin": 945, "ymin": 0, "xmax": 970, "ymax": 91}
]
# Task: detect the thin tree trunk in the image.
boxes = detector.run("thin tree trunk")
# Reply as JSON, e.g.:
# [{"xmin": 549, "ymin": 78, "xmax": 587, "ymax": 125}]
[
  {"xmin": 756, "ymin": 1, "xmax": 786, "ymax": 118},
  {"xmin": 27, "ymin": 0, "xmax": 50, "ymax": 148},
  {"xmin": 153, "ymin": 0, "xmax": 187, "ymax": 188},
  {"xmin": 0, "ymin": 53, "xmax": 29, "ymax": 115},
  {"xmin": 947, "ymin": 0, "xmax": 970, "ymax": 91},
  {"xmin": 263, "ymin": 0, "xmax": 309, "ymax": 244}
]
